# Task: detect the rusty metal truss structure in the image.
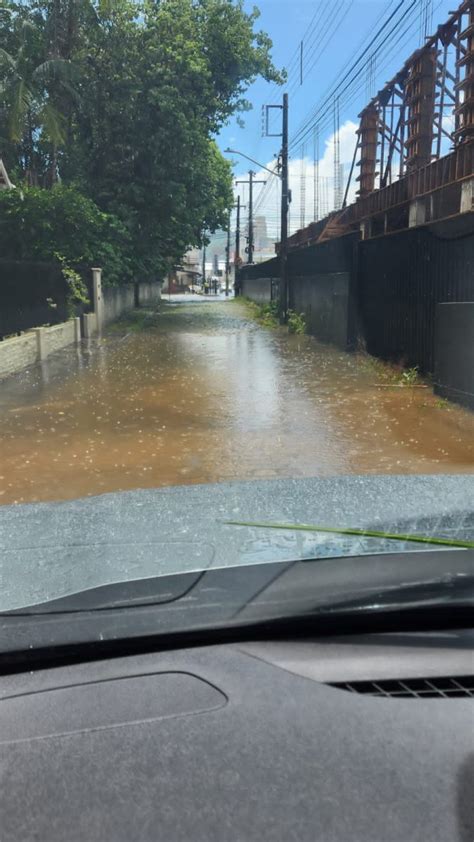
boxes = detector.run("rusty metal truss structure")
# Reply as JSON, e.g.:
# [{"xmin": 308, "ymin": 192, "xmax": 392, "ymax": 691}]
[
  {"xmin": 282, "ymin": 1, "xmax": 474, "ymax": 251},
  {"xmin": 349, "ymin": 0, "xmax": 474, "ymax": 200}
]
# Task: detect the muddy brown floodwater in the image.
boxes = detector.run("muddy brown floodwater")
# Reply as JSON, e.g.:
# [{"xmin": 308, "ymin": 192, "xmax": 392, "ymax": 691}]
[{"xmin": 1, "ymin": 297, "xmax": 473, "ymax": 505}]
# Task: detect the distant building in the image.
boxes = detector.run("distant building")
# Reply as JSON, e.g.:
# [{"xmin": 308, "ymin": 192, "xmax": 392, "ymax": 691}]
[
  {"xmin": 254, "ymin": 216, "xmax": 270, "ymax": 252},
  {"xmin": 165, "ymin": 249, "xmax": 201, "ymax": 293}
]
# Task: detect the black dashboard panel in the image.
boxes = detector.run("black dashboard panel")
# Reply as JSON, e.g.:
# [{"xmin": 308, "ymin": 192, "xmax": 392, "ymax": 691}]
[
  {"xmin": 0, "ymin": 672, "xmax": 226, "ymax": 742},
  {"xmin": 1, "ymin": 632, "xmax": 473, "ymax": 842}
]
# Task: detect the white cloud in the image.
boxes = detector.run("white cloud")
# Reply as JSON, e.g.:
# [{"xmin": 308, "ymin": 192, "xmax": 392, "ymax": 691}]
[{"xmin": 233, "ymin": 120, "xmax": 359, "ymax": 244}]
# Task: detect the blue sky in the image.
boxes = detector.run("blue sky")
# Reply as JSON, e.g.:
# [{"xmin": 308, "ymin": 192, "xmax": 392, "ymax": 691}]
[{"xmin": 215, "ymin": 0, "xmax": 455, "ymax": 247}]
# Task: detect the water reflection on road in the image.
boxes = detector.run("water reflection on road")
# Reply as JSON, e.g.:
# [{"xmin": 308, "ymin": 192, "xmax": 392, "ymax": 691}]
[{"xmin": 1, "ymin": 297, "xmax": 473, "ymax": 505}]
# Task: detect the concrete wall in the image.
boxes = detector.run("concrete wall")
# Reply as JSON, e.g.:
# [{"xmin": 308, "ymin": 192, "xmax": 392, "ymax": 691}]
[
  {"xmin": 38, "ymin": 319, "xmax": 77, "ymax": 356},
  {"xmin": 82, "ymin": 312, "xmax": 97, "ymax": 339},
  {"xmin": 0, "ymin": 331, "xmax": 38, "ymax": 379},
  {"xmin": 0, "ymin": 318, "xmax": 80, "ymax": 380},
  {"xmin": 0, "ymin": 267, "xmax": 163, "ymax": 378},
  {"xmin": 83, "ymin": 272, "xmax": 162, "ymax": 336},
  {"xmin": 434, "ymin": 302, "xmax": 474, "ymax": 410},
  {"xmin": 102, "ymin": 284, "xmax": 136, "ymax": 326},
  {"xmin": 241, "ymin": 269, "xmax": 355, "ymax": 350},
  {"xmin": 241, "ymin": 277, "xmax": 274, "ymax": 304},
  {"xmin": 98, "ymin": 280, "xmax": 161, "ymax": 328},
  {"xmin": 137, "ymin": 281, "xmax": 162, "ymax": 306},
  {"xmin": 239, "ymin": 235, "xmax": 357, "ymax": 351}
]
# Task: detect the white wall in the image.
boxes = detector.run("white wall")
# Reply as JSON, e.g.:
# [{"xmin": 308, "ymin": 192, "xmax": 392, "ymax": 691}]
[
  {"xmin": 0, "ymin": 332, "xmax": 38, "ymax": 379},
  {"xmin": 0, "ymin": 318, "xmax": 80, "ymax": 380}
]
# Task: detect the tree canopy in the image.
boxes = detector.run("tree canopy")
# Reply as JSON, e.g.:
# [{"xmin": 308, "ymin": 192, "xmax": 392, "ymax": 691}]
[{"xmin": 0, "ymin": 0, "xmax": 282, "ymax": 281}]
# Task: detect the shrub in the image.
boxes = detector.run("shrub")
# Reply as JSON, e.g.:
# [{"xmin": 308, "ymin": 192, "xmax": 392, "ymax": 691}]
[
  {"xmin": 54, "ymin": 254, "xmax": 90, "ymax": 316},
  {"xmin": 258, "ymin": 300, "xmax": 279, "ymax": 327},
  {"xmin": 400, "ymin": 366, "xmax": 420, "ymax": 385},
  {"xmin": 288, "ymin": 310, "xmax": 306, "ymax": 334},
  {"xmin": 0, "ymin": 185, "xmax": 131, "ymax": 286}
]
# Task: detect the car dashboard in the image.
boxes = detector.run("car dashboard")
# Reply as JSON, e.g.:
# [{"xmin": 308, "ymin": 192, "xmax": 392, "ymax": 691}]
[{"xmin": 1, "ymin": 629, "xmax": 473, "ymax": 841}]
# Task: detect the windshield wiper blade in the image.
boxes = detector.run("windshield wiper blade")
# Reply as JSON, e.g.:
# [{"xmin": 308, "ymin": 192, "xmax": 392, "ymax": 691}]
[{"xmin": 224, "ymin": 521, "xmax": 474, "ymax": 550}]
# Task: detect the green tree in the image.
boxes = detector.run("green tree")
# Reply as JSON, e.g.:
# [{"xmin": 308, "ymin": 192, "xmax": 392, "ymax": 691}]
[
  {"xmin": 69, "ymin": 0, "xmax": 281, "ymax": 277},
  {"xmin": 0, "ymin": 3, "xmax": 76, "ymax": 184},
  {"xmin": 0, "ymin": 0, "xmax": 282, "ymax": 280},
  {"xmin": 0, "ymin": 185, "xmax": 130, "ymax": 285}
]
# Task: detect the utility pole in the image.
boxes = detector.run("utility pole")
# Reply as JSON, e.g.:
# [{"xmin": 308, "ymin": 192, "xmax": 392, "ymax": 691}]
[
  {"xmin": 248, "ymin": 171, "xmax": 254, "ymax": 265},
  {"xmin": 279, "ymin": 93, "xmax": 289, "ymax": 323},
  {"xmin": 232, "ymin": 196, "xmax": 245, "ymax": 296},
  {"xmin": 201, "ymin": 243, "xmax": 206, "ymax": 286},
  {"xmin": 235, "ymin": 195, "xmax": 241, "ymax": 265},
  {"xmin": 262, "ymin": 93, "xmax": 289, "ymax": 322},
  {"xmin": 225, "ymin": 213, "xmax": 231, "ymax": 297},
  {"xmin": 235, "ymin": 170, "xmax": 265, "ymax": 265}
]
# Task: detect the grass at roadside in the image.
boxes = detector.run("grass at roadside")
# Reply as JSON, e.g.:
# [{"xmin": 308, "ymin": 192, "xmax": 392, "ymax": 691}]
[
  {"xmin": 355, "ymin": 352, "xmax": 428, "ymax": 388},
  {"xmin": 236, "ymin": 297, "xmax": 279, "ymax": 327},
  {"xmin": 237, "ymin": 297, "xmax": 307, "ymax": 334},
  {"xmin": 107, "ymin": 305, "xmax": 164, "ymax": 333}
]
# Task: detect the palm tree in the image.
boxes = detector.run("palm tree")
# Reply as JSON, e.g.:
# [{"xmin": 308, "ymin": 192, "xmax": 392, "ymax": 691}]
[{"xmin": 0, "ymin": 14, "xmax": 76, "ymax": 185}]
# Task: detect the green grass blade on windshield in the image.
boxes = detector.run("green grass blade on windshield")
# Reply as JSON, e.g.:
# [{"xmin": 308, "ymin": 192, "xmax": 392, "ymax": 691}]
[{"xmin": 223, "ymin": 521, "xmax": 474, "ymax": 550}]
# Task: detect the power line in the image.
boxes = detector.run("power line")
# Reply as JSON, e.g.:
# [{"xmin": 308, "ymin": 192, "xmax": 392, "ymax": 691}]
[
  {"xmin": 313, "ymin": 127, "xmax": 319, "ymax": 221},
  {"xmin": 288, "ymin": 0, "xmax": 444, "ymax": 221},
  {"xmin": 257, "ymin": 3, "xmax": 388, "ymax": 225},
  {"xmin": 266, "ymin": 0, "xmax": 327, "ymax": 104},
  {"xmin": 290, "ymin": 0, "xmax": 352, "ymax": 98},
  {"xmin": 248, "ymin": 0, "xmax": 446, "ymax": 242},
  {"xmin": 289, "ymin": 0, "xmax": 416, "ymax": 150},
  {"xmin": 305, "ymin": 0, "xmax": 443, "ymax": 144},
  {"xmin": 333, "ymin": 96, "xmax": 341, "ymax": 210},
  {"xmin": 283, "ymin": 0, "xmax": 348, "ymax": 101},
  {"xmin": 289, "ymin": 0, "xmax": 408, "ymax": 146},
  {"xmin": 300, "ymin": 142, "xmax": 306, "ymax": 228},
  {"xmin": 290, "ymin": 1, "xmax": 416, "ymax": 152},
  {"xmin": 251, "ymin": 159, "xmax": 281, "ymax": 216}
]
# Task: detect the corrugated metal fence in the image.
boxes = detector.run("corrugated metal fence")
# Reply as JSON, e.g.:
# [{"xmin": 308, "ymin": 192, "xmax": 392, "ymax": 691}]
[
  {"xmin": 358, "ymin": 224, "xmax": 474, "ymax": 372},
  {"xmin": 238, "ymin": 217, "xmax": 474, "ymax": 375}
]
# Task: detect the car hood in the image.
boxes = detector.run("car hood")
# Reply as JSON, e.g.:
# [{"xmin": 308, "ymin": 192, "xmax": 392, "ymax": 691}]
[{"xmin": 0, "ymin": 474, "xmax": 473, "ymax": 612}]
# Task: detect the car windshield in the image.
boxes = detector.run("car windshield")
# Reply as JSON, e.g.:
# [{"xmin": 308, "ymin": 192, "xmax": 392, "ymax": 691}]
[{"xmin": 0, "ymin": 0, "xmax": 473, "ymax": 631}]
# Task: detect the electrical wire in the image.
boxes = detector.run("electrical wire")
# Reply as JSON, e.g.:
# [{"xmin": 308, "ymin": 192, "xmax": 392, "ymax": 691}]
[
  {"xmin": 265, "ymin": 0, "xmax": 327, "ymax": 105},
  {"xmin": 290, "ymin": 0, "xmax": 416, "ymax": 150},
  {"xmin": 285, "ymin": 0, "xmax": 351, "ymax": 101},
  {"xmin": 287, "ymin": 0, "xmax": 445, "ymax": 217},
  {"xmin": 299, "ymin": 0, "xmax": 443, "ymax": 146},
  {"xmin": 289, "ymin": 0, "xmax": 411, "ymax": 144},
  {"xmin": 247, "ymin": 0, "xmax": 447, "ymax": 241}
]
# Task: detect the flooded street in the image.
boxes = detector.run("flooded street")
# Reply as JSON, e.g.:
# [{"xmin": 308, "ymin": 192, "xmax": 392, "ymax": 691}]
[{"xmin": 1, "ymin": 297, "xmax": 473, "ymax": 505}]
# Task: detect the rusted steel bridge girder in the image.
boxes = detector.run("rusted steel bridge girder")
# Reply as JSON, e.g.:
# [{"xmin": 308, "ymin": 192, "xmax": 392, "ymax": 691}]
[{"xmin": 280, "ymin": 1, "xmax": 474, "ymax": 250}]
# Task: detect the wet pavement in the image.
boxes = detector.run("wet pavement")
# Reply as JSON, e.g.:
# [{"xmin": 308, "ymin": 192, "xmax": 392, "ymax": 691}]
[{"xmin": 1, "ymin": 296, "xmax": 473, "ymax": 505}]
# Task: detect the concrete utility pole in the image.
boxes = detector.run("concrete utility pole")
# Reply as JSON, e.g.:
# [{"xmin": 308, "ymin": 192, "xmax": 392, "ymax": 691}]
[
  {"xmin": 235, "ymin": 195, "xmax": 241, "ymax": 265},
  {"xmin": 279, "ymin": 93, "xmax": 289, "ymax": 323},
  {"xmin": 233, "ymin": 196, "xmax": 246, "ymax": 266},
  {"xmin": 235, "ymin": 171, "xmax": 265, "ymax": 264},
  {"xmin": 248, "ymin": 171, "xmax": 254, "ymax": 265},
  {"xmin": 232, "ymin": 197, "xmax": 245, "ymax": 296},
  {"xmin": 261, "ymin": 93, "xmax": 290, "ymax": 322},
  {"xmin": 201, "ymin": 243, "xmax": 206, "ymax": 284},
  {"xmin": 225, "ymin": 213, "xmax": 231, "ymax": 296}
]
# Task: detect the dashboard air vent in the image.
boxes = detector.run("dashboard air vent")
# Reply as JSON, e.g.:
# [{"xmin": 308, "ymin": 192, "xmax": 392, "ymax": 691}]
[{"xmin": 330, "ymin": 676, "xmax": 474, "ymax": 698}]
